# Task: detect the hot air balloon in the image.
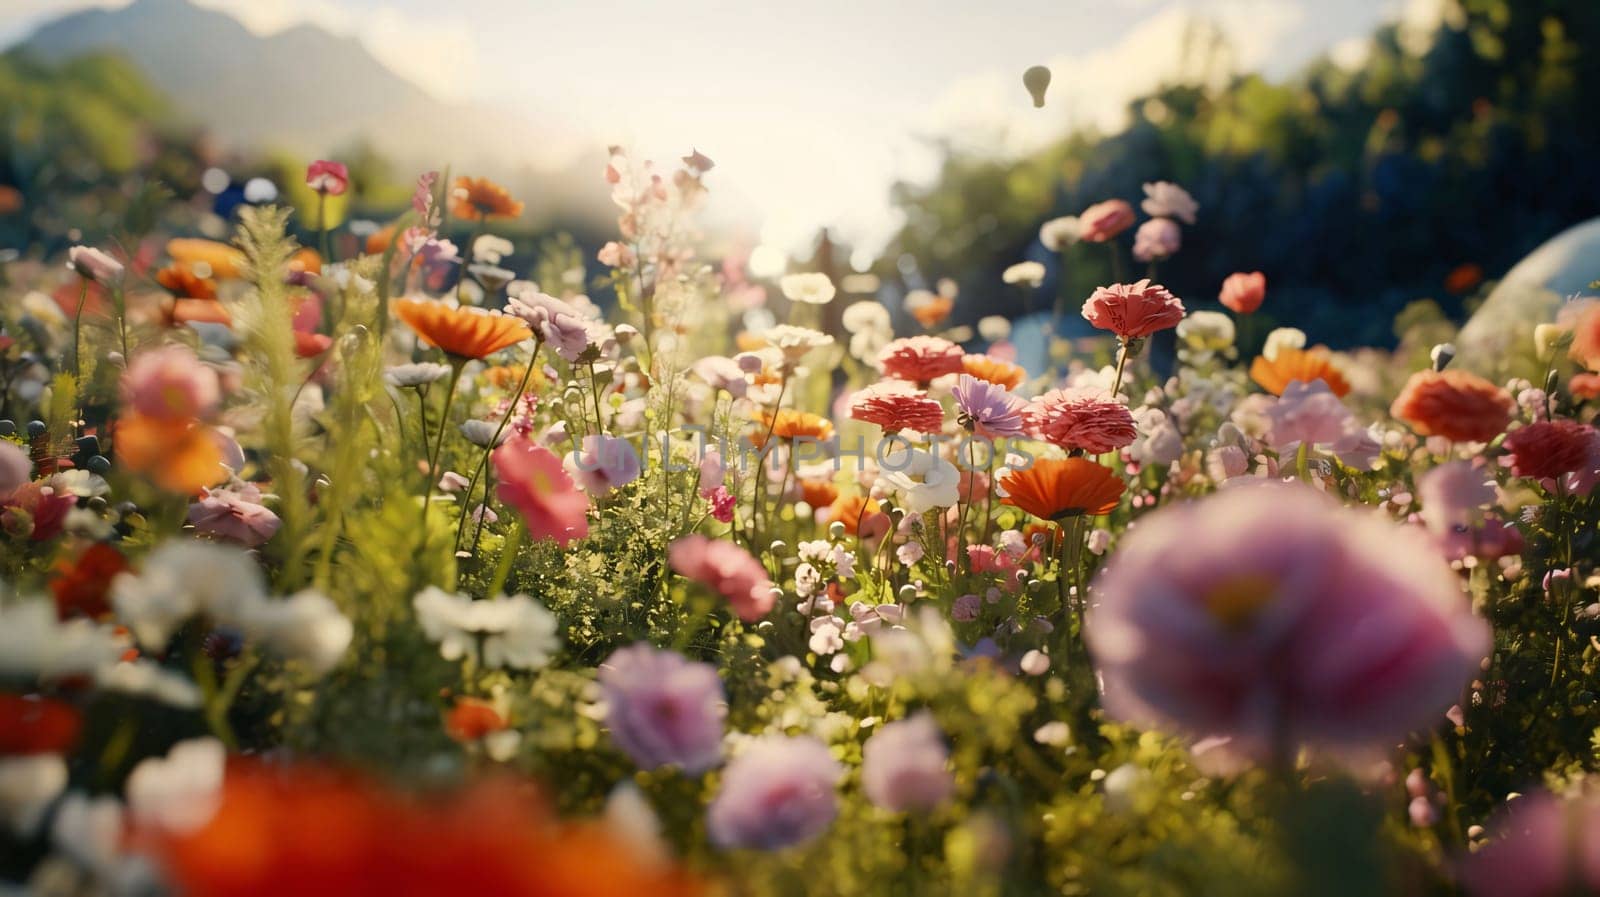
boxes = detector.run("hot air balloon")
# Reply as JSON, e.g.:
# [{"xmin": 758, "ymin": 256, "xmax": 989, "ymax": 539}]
[{"xmin": 1023, "ymin": 65, "xmax": 1051, "ymax": 108}]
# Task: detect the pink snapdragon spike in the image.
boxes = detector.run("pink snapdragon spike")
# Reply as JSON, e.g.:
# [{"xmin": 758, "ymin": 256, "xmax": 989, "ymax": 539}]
[
  {"xmin": 598, "ymin": 643, "xmax": 726, "ymax": 774},
  {"xmin": 1023, "ymin": 387, "xmax": 1138, "ymax": 454},
  {"xmin": 1080, "ymin": 280, "xmax": 1186, "ymax": 342},
  {"xmin": 1086, "ymin": 482, "xmax": 1489, "ymax": 769},
  {"xmin": 121, "ymin": 345, "xmax": 222, "ymax": 421},
  {"xmin": 305, "ymin": 160, "xmax": 349, "ymax": 196},
  {"xmin": 706, "ymin": 735, "xmax": 843, "ymax": 850},
  {"xmin": 668, "ymin": 535, "xmax": 776, "ymax": 622},
  {"xmin": 492, "ymin": 433, "xmax": 591, "ymax": 546}
]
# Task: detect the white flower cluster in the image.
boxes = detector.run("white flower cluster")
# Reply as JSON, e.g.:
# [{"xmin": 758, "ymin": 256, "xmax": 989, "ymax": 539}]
[{"xmin": 412, "ymin": 587, "xmax": 559, "ymax": 670}]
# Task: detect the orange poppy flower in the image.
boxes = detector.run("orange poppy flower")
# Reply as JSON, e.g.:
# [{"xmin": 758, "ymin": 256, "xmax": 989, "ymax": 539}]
[
  {"xmin": 751, "ymin": 409, "xmax": 834, "ymax": 447},
  {"xmin": 1249, "ymin": 346, "xmax": 1350, "ymax": 397},
  {"xmin": 450, "ymin": 176, "xmax": 524, "ymax": 220},
  {"xmin": 364, "ymin": 224, "xmax": 397, "ymax": 256},
  {"xmin": 288, "ymin": 247, "xmax": 322, "ymax": 277},
  {"xmin": 961, "ymin": 353, "xmax": 1025, "ymax": 390},
  {"xmin": 166, "ymin": 239, "xmax": 246, "ymax": 280},
  {"xmin": 800, "ymin": 478, "xmax": 840, "ymax": 509},
  {"xmin": 51, "ymin": 542, "xmax": 129, "ymax": 620},
  {"xmin": 999, "ymin": 458, "xmax": 1124, "ymax": 521},
  {"xmin": 116, "ymin": 413, "xmax": 226, "ymax": 495},
  {"xmin": 155, "ymin": 263, "xmax": 219, "ymax": 301},
  {"xmin": 826, "ymin": 493, "xmax": 886, "ymax": 537},
  {"xmin": 394, "ymin": 299, "xmax": 531, "ymax": 360},
  {"xmin": 170, "ymin": 298, "xmax": 232, "ymax": 327},
  {"xmin": 0, "ymin": 694, "xmax": 82, "ymax": 755},
  {"xmin": 445, "ymin": 697, "xmax": 508, "ymax": 743},
  {"xmin": 910, "ymin": 295, "xmax": 955, "ymax": 328},
  {"xmin": 1390, "ymin": 369, "xmax": 1514, "ymax": 443}
]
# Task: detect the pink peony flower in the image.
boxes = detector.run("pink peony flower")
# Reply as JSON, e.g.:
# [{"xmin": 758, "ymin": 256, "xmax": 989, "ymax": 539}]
[
  {"xmin": 1219, "ymin": 272, "xmax": 1267, "ymax": 314},
  {"xmin": 492, "ymin": 433, "xmax": 591, "ymax": 546},
  {"xmin": 848, "ymin": 381, "xmax": 945, "ymax": 434},
  {"xmin": 598, "ymin": 643, "xmax": 726, "ymax": 774},
  {"xmin": 706, "ymin": 735, "xmax": 843, "ymax": 849},
  {"xmin": 860, "ymin": 712, "xmax": 955, "ymax": 813},
  {"xmin": 1460, "ymin": 791, "xmax": 1600, "ymax": 897},
  {"xmin": 121, "ymin": 345, "xmax": 221, "ymax": 421},
  {"xmin": 878, "ymin": 336, "xmax": 966, "ymax": 385},
  {"xmin": 1140, "ymin": 181, "xmax": 1198, "ymax": 224},
  {"xmin": 1077, "ymin": 199, "xmax": 1136, "ymax": 243},
  {"xmin": 305, "ymin": 160, "xmax": 349, "ymax": 196},
  {"xmin": 187, "ymin": 482, "xmax": 282, "ymax": 547},
  {"xmin": 953, "ymin": 374, "xmax": 1026, "ymax": 439},
  {"xmin": 1086, "ymin": 482, "xmax": 1490, "ymax": 767},
  {"xmin": 1080, "ymin": 280, "xmax": 1186, "ymax": 342},
  {"xmin": 668, "ymin": 535, "xmax": 776, "ymax": 622},
  {"xmin": 1132, "ymin": 218, "xmax": 1181, "ymax": 263},
  {"xmin": 505, "ymin": 284, "xmax": 591, "ymax": 362},
  {"xmin": 1024, "ymin": 387, "xmax": 1138, "ymax": 454},
  {"xmin": 565, "ymin": 434, "xmax": 642, "ymax": 495}
]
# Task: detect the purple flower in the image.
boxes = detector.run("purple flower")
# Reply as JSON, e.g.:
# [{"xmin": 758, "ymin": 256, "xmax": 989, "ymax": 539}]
[
  {"xmin": 506, "ymin": 283, "xmax": 591, "ymax": 362},
  {"xmin": 860, "ymin": 712, "xmax": 955, "ymax": 812},
  {"xmin": 707, "ymin": 735, "xmax": 842, "ymax": 849},
  {"xmin": 952, "ymin": 374, "xmax": 1026, "ymax": 439},
  {"xmin": 565, "ymin": 434, "xmax": 642, "ymax": 496},
  {"xmin": 598, "ymin": 643, "xmax": 726, "ymax": 774}
]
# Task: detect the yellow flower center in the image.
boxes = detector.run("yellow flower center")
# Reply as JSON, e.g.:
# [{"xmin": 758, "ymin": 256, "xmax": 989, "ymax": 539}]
[{"xmin": 1201, "ymin": 574, "xmax": 1279, "ymax": 630}]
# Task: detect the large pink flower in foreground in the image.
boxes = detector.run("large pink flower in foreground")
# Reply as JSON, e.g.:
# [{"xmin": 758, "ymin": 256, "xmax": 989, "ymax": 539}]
[
  {"xmin": 1081, "ymin": 280, "xmax": 1186, "ymax": 342},
  {"xmin": 1024, "ymin": 387, "xmax": 1137, "ymax": 454},
  {"xmin": 492, "ymin": 433, "xmax": 591, "ymax": 546},
  {"xmin": 1086, "ymin": 482, "xmax": 1489, "ymax": 767},
  {"xmin": 878, "ymin": 336, "xmax": 965, "ymax": 385},
  {"xmin": 1461, "ymin": 791, "xmax": 1600, "ymax": 897},
  {"xmin": 668, "ymin": 535, "xmax": 776, "ymax": 622}
]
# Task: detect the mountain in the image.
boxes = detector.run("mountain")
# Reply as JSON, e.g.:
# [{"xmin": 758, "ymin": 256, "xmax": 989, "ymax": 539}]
[{"xmin": 12, "ymin": 0, "xmax": 606, "ymax": 225}]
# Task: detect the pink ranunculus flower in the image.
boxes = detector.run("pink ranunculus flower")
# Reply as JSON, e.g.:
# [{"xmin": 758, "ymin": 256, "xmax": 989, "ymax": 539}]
[
  {"xmin": 1077, "ymin": 199, "xmax": 1136, "ymax": 243},
  {"xmin": 1023, "ymin": 387, "xmax": 1138, "ymax": 454},
  {"xmin": 860, "ymin": 712, "xmax": 955, "ymax": 812},
  {"xmin": 1220, "ymin": 272, "xmax": 1267, "ymax": 314},
  {"xmin": 305, "ymin": 160, "xmax": 350, "ymax": 196},
  {"xmin": 121, "ymin": 345, "xmax": 222, "ymax": 421},
  {"xmin": 564, "ymin": 434, "xmax": 642, "ymax": 496},
  {"xmin": 598, "ymin": 642, "xmax": 726, "ymax": 774},
  {"xmin": 668, "ymin": 534, "xmax": 776, "ymax": 622},
  {"xmin": 878, "ymin": 336, "xmax": 966, "ymax": 386},
  {"xmin": 1132, "ymin": 218, "xmax": 1182, "ymax": 263},
  {"xmin": 187, "ymin": 482, "xmax": 282, "ymax": 547},
  {"xmin": 505, "ymin": 283, "xmax": 591, "ymax": 362},
  {"xmin": 706, "ymin": 735, "xmax": 843, "ymax": 850},
  {"xmin": 492, "ymin": 433, "xmax": 591, "ymax": 546},
  {"xmin": 1086, "ymin": 482, "xmax": 1490, "ymax": 768},
  {"xmin": 1081, "ymin": 280, "xmax": 1186, "ymax": 342},
  {"xmin": 1460, "ymin": 791, "xmax": 1600, "ymax": 897}
]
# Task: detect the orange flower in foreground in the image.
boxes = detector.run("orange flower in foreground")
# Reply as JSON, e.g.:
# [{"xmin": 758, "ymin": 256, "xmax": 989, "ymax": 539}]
[
  {"xmin": 451, "ymin": 176, "xmax": 524, "ymax": 220},
  {"xmin": 1000, "ymin": 458, "xmax": 1124, "ymax": 521},
  {"xmin": 1390, "ymin": 369, "xmax": 1514, "ymax": 443},
  {"xmin": 1249, "ymin": 346, "xmax": 1350, "ymax": 397},
  {"xmin": 961, "ymin": 354, "xmax": 1025, "ymax": 390},
  {"xmin": 166, "ymin": 239, "xmax": 245, "ymax": 280},
  {"xmin": 150, "ymin": 763, "xmax": 703, "ymax": 897},
  {"xmin": 752, "ymin": 409, "xmax": 834, "ymax": 447},
  {"xmin": 446, "ymin": 698, "xmax": 508, "ymax": 743},
  {"xmin": 395, "ymin": 299, "xmax": 531, "ymax": 360},
  {"xmin": 116, "ymin": 413, "xmax": 225, "ymax": 495},
  {"xmin": 155, "ymin": 263, "xmax": 218, "ymax": 301},
  {"xmin": 51, "ymin": 542, "xmax": 129, "ymax": 620},
  {"xmin": 909, "ymin": 295, "xmax": 955, "ymax": 328}
]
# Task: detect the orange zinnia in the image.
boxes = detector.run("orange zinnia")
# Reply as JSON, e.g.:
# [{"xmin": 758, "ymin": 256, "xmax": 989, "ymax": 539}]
[
  {"xmin": 961, "ymin": 353, "xmax": 1025, "ymax": 390},
  {"xmin": 910, "ymin": 295, "xmax": 955, "ymax": 328},
  {"xmin": 1390, "ymin": 369, "xmax": 1514, "ymax": 443},
  {"xmin": 800, "ymin": 478, "xmax": 840, "ymax": 509},
  {"xmin": 115, "ymin": 413, "xmax": 226, "ymax": 495},
  {"xmin": 155, "ymin": 263, "xmax": 218, "ymax": 301},
  {"xmin": 752, "ymin": 409, "xmax": 834, "ymax": 447},
  {"xmin": 1000, "ymin": 458, "xmax": 1124, "ymax": 521},
  {"xmin": 394, "ymin": 299, "xmax": 531, "ymax": 360},
  {"xmin": 1249, "ymin": 346, "xmax": 1350, "ymax": 397},
  {"xmin": 166, "ymin": 239, "xmax": 246, "ymax": 280},
  {"xmin": 450, "ymin": 176, "xmax": 524, "ymax": 220}
]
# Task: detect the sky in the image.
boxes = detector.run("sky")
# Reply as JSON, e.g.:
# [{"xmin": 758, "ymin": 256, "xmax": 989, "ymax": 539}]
[{"xmin": 2, "ymin": 0, "xmax": 1437, "ymax": 253}]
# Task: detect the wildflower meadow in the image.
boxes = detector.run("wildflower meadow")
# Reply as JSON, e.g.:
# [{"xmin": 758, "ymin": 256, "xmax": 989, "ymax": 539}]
[{"xmin": 3, "ymin": 1, "xmax": 1600, "ymax": 895}]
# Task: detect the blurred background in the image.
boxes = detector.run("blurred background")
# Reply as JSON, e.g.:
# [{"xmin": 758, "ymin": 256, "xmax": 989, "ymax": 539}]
[{"xmin": 2, "ymin": 0, "xmax": 1598, "ymax": 349}]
